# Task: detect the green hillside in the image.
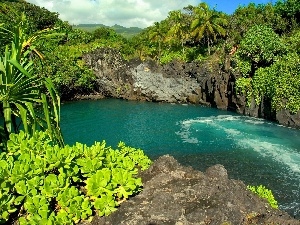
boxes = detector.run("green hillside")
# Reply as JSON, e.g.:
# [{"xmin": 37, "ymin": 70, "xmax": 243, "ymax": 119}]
[{"xmin": 73, "ymin": 24, "xmax": 143, "ymax": 38}]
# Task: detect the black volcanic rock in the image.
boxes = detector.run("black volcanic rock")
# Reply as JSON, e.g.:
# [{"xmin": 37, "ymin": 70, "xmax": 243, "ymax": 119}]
[
  {"xmin": 83, "ymin": 47, "xmax": 300, "ymax": 128},
  {"xmin": 87, "ymin": 155, "xmax": 300, "ymax": 225}
]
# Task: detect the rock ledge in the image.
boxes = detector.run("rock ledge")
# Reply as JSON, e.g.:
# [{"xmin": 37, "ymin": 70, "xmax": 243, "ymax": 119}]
[{"xmin": 90, "ymin": 155, "xmax": 300, "ymax": 225}]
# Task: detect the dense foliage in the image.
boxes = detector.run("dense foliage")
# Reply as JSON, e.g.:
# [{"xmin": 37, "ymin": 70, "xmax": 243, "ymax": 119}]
[
  {"xmin": 234, "ymin": 23, "xmax": 300, "ymax": 112},
  {"xmin": 2, "ymin": 0, "xmax": 300, "ymax": 110},
  {"xmin": 131, "ymin": 3, "xmax": 228, "ymax": 63},
  {"xmin": 34, "ymin": 26, "xmax": 135, "ymax": 99},
  {"xmin": 0, "ymin": 131, "xmax": 151, "ymax": 224},
  {"xmin": 130, "ymin": 0, "xmax": 300, "ymax": 114},
  {"xmin": 0, "ymin": 14, "xmax": 64, "ymax": 150},
  {"xmin": 236, "ymin": 25, "xmax": 286, "ymax": 74},
  {"xmin": 221, "ymin": 0, "xmax": 300, "ymax": 113},
  {"xmin": 0, "ymin": 6, "xmax": 152, "ymax": 224},
  {"xmin": 0, "ymin": 0, "xmax": 60, "ymax": 51},
  {"xmin": 253, "ymin": 53, "xmax": 300, "ymax": 113}
]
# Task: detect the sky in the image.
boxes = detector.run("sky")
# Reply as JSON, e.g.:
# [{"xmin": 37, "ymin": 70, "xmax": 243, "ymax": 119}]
[{"xmin": 26, "ymin": 0, "xmax": 274, "ymax": 28}]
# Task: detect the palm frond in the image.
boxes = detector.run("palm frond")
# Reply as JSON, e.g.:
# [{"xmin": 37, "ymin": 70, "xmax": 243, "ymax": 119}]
[{"xmin": 0, "ymin": 14, "xmax": 65, "ymax": 148}]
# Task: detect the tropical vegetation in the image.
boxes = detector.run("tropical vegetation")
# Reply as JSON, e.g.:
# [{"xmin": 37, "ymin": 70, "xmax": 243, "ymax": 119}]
[
  {"xmin": 0, "ymin": 14, "xmax": 64, "ymax": 150},
  {"xmin": 0, "ymin": 0, "xmax": 299, "ymax": 222},
  {"xmin": 4, "ymin": 0, "xmax": 299, "ymax": 112},
  {"xmin": 0, "ymin": 2, "xmax": 152, "ymax": 224},
  {"xmin": 190, "ymin": 3, "xmax": 228, "ymax": 55},
  {"xmin": 0, "ymin": 130, "xmax": 151, "ymax": 224}
]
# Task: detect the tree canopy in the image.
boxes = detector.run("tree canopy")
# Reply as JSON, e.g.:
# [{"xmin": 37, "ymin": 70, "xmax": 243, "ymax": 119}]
[{"xmin": 191, "ymin": 3, "xmax": 228, "ymax": 55}]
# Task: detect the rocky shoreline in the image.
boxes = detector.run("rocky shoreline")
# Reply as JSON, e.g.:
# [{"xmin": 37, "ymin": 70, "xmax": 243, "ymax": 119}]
[
  {"xmin": 77, "ymin": 48, "xmax": 300, "ymax": 223},
  {"xmin": 83, "ymin": 155, "xmax": 300, "ymax": 224},
  {"xmin": 82, "ymin": 47, "xmax": 300, "ymax": 128}
]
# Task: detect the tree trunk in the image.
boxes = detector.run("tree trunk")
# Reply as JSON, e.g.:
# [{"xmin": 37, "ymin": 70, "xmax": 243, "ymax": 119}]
[
  {"xmin": 158, "ymin": 40, "xmax": 161, "ymax": 60},
  {"xmin": 207, "ymin": 37, "xmax": 210, "ymax": 55}
]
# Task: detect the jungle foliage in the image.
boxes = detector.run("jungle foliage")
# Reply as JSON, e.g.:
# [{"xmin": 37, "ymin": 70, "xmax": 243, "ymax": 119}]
[
  {"xmin": 0, "ymin": 0, "xmax": 59, "ymax": 50},
  {"xmin": 131, "ymin": 3, "xmax": 228, "ymax": 62},
  {"xmin": 233, "ymin": 3, "xmax": 300, "ymax": 112},
  {"xmin": 0, "ymin": 13, "xmax": 64, "ymax": 150},
  {"xmin": 0, "ymin": 4, "xmax": 152, "ymax": 225},
  {"xmin": 0, "ymin": 1, "xmax": 134, "ymax": 100},
  {"xmin": 129, "ymin": 0, "xmax": 300, "ymax": 113},
  {"xmin": 0, "ymin": 130, "xmax": 151, "ymax": 224},
  {"xmin": 1, "ymin": 0, "xmax": 300, "ymax": 113}
]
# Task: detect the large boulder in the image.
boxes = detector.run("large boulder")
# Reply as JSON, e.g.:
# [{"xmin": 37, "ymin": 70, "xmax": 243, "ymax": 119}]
[{"xmin": 89, "ymin": 155, "xmax": 300, "ymax": 225}]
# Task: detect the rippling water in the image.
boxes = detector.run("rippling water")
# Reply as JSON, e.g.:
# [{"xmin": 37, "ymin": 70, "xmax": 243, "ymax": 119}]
[{"xmin": 61, "ymin": 99, "xmax": 300, "ymax": 218}]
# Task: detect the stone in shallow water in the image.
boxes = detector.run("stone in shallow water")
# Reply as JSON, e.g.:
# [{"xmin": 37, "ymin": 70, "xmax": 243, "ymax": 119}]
[{"xmin": 87, "ymin": 155, "xmax": 300, "ymax": 225}]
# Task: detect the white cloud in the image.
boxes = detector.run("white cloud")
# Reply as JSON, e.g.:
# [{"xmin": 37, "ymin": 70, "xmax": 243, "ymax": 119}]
[{"xmin": 26, "ymin": 0, "xmax": 200, "ymax": 28}]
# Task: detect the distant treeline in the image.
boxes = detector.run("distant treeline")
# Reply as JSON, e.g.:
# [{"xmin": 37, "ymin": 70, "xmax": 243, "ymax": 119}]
[{"xmin": 73, "ymin": 24, "xmax": 143, "ymax": 38}]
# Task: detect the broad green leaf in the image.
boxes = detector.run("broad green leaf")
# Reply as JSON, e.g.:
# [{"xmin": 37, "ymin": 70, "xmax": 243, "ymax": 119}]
[
  {"xmin": 86, "ymin": 169, "xmax": 114, "ymax": 198},
  {"xmin": 94, "ymin": 195, "xmax": 117, "ymax": 216}
]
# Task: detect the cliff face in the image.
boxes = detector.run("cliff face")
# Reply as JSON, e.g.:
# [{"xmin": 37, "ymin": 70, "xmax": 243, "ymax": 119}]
[{"xmin": 83, "ymin": 47, "xmax": 300, "ymax": 128}]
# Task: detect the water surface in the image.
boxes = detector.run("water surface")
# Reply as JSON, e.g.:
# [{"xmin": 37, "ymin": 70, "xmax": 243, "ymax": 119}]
[{"xmin": 61, "ymin": 99, "xmax": 300, "ymax": 218}]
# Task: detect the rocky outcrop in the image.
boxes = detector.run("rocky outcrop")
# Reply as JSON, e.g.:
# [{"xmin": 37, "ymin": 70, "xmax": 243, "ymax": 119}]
[
  {"xmin": 82, "ymin": 47, "xmax": 300, "ymax": 128},
  {"xmin": 88, "ymin": 155, "xmax": 300, "ymax": 225},
  {"xmin": 82, "ymin": 48, "xmax": 204, "ymax": 103},
  {"xmin": 131, "ymin": 62, "xmax": 202, "ymax": 103}
]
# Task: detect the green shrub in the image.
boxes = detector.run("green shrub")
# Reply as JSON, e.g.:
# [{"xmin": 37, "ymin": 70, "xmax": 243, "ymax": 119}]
[
  {"xmin": 159, "ymin": 51, "xmax": 187, "ymax": 64},
  {"xmin": 236, "ymin": 25, "xmax": 286, "ymax": 74},
  {"xmin": 0, "ymin": 131, "xmax": 152, "ymax": 224},
  {"xmin": 234, "ymin": 25, "xmax": 300, "ymax": 112},
  {"xmin": 247, "ymin": 185, "xmax": 278, "ymax": 209}
]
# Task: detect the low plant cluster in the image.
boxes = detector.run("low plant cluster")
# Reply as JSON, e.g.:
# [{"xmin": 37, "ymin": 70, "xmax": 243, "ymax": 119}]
[
  {"xmin": 247, "ymin": 185, "xmax": 278, "ymax": 209},
  {"xmin": 0, "ymin": 131, "xmax": 152, "ymax": 224}
]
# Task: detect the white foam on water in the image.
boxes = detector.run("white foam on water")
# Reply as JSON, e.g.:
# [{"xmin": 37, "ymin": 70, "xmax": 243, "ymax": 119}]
[
  {"xmin": 194, "ymin": 114, "xmax": 266, "ymax": 124},
  {"xmin": 177, "ymin": 114, "xmax": 300, "ymax": 177},
  {"xmin": 176, "ymin": 115, "xmax": 241, "ymax": 145},
  {"xmin": 222, "ymin": 128, "xmax": 241, "ymax": 136},
  {"xmin": 238, "ymin": 138, "xmax": 300, "ymax": 175},
  {"xmin": 182, "ymin": 118, "xmax": 213, "ymax": 125},
  {"xmin": 244, "ymin": 118, "xmax": 265, "ymax": 125},
  {"xmin": 216, "ymin": 115, "xmax": 240, "ymax": 121},
  {"xmin": 175, "ymin": 129, "xmax": 199, "ymax": 144},
  {"xmin": 181, "ymin": 115, "xmax": 242, "ymax": 125},
  {"xmin": 176, "ymin": 114, "xmax": 300, "ymax": 217}
]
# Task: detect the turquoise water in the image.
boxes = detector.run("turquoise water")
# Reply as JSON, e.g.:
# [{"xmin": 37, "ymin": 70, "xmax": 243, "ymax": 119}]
[{"xmin": 61, "ymin": 99, "xmax": 300, "ymax": 218}]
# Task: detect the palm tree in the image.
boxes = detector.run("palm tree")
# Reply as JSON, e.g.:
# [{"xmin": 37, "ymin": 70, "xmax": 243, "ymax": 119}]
[
  {"xmin": 148, "ymin": 21, "xmax": 167, "ymax": 60},
  {"xmin": 131, "ymin": 32, "xmax": 148, "ymax": 60},
  {"xmin": 0, "ymin": 14, "xmax": 64, "ymax": 150},
  {"xmin": 191, "ymin": 3, "xmax": 228, "ymax": 55},
  {"xmin": 167, "ymin": 10, "xmax": 189, "ymax": 54}
]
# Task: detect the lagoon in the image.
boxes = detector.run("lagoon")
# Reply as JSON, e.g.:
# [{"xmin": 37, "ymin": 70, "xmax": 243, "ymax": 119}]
[{"xmin": 61, "ymin": 99, "xmax": 300, "ymax": 218}]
